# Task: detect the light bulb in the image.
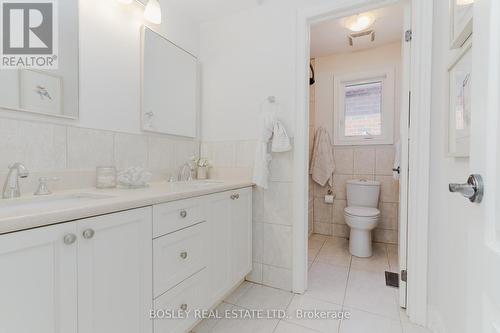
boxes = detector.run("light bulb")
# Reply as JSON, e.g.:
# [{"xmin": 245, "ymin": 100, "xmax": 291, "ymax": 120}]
[
  {"xmin": 144, "ymin": 0, "xmax": 162, "ymax": 24},
  {"xmin": 345, "ymin": 13, "xmax": 375, "ymax": 32},
  {"xmin": 116, "ymin": 0, "xmax": 133, "ymax": 4}
]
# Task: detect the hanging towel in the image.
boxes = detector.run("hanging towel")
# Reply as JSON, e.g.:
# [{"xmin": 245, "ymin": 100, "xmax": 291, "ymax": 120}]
[
  {"xmin": 253, "ymin": 111, "xmax": 276, "ymax": 189},
  {"xmin": 271, "ymin": 121, "xmax": 292, "ymax": 153},
  {"xmin": 393, "ymin": 140, "xmax": 401, "ymax": 181},
  {"xmin": 309, "ymin": 127, "xmax": 335, "ymax": 187}
]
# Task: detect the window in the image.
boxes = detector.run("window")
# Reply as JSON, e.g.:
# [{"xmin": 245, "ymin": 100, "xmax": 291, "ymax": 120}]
[{"xmin": 333, "ymin": 69, "xmax": 395, "ymax": 145}]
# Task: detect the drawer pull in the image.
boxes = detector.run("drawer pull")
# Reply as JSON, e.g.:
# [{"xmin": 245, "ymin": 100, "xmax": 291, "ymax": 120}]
[
  {"xmin": 230, "ymin": 193, "xmax": 240, "ymax": 200},
  {"xmin": 180, "ymin": 210, "xmax": 187, "ymax": 218},
  {"xmin": 180, "ymin": 251, "xmax": 188, "ymax": 259},
  {"xmin": 180, "ymin": 303, "xmax": 188, "ymax": 311},
  {"xmin": 82, "ymin": 229, "xmax": 95, "ymax": 239},
  {"xmin": 63, "ymin": 233, "xmax": 77, "ymax": 245}
]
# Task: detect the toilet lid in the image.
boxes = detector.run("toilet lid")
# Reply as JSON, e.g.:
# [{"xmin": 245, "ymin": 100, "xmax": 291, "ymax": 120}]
[{"xmin": 344, "ymin": 206, "xmax": 380, "ymax": 218}]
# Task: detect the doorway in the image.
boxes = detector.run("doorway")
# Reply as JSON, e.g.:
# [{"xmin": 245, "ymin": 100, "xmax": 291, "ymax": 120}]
[{"xmin": 293, "ymin": 0, "xmax": 434, "ymax": 327}]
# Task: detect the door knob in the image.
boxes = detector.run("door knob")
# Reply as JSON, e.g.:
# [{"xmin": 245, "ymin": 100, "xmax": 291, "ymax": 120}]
[
  {"xmin": 180, "ymin": 210, "xmax": 187, "ymax": 218},
  {"xmin": 449, "ymin": 174, "xmax": 484, "ymax": 203}
]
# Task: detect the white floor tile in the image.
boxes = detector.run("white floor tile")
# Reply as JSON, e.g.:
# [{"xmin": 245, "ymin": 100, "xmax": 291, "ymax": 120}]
[
  {"xmin": 305, "ymin": 262, "xmax": 349, "ymax": 305},
  {"xmin": 274, "ymin": 321, "xmax": 323, "ymax": 333},
  {"xmin": 224, "ymin": 281, "xmax": 253, "ymax": 305},
  {"xmin": 350, "ymin": 243, "xmax": 390, "ymax": 272},
  {"xmin": 286, "ymin": 294, "xmax": 341, "ymax": 333},
  {"xmin": 191, "ymin": 302, "xmax": 233, "ymax": 333},
  {"xmin": 315, "ymin": 237, "xmax": 352, "ymax": 268},
  {"xmin": 209, "ymin": 305, "xmax": 279, "ymax": 333},
  {"xmin": 339, "ymin": 308, "xmax": 402, "ymax": 333},
  {"xmin": 233, "ymin": 283, "xmax": 294, "ymax": 311},
  {"xmin": 344, "ymin": 269, "xmax": 400, "ymax": 320},
  {"xmin": 308, "ymin": 235, "xmax": 326, "ymax": 261}
]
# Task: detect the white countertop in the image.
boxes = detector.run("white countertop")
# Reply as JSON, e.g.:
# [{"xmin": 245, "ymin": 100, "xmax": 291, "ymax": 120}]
[{"xmin": 0, "ymin": 180, "xmax": 254, "ymax": 235}]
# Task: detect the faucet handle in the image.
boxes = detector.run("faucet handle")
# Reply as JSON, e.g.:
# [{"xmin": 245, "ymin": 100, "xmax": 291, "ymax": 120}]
[{"xmin": 34, "ymin": 177, "xmax": 59, "ymax": 196}]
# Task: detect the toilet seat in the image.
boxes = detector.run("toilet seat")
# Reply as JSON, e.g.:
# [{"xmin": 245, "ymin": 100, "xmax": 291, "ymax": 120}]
[{"xmin": 344, "ymin": 206, "xmax": 380, "ymax": 218}]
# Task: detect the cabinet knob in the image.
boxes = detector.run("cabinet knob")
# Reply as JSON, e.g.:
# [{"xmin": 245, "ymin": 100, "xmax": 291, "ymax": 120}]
[
  {"xmin": 180, "ymin": 210, "xmax": 187, "ymax": 218},
  {"xmin": 180, "ymin": 251, "xmax": 188, "ymax": 259},
  {"xmin": 180, "ymin": 303, "xmax": 188, "ymax": 311},
  {"xmin": 82, "ymin": 229, "xmax": 95, "ymax": 239},
  {"xmin": 63, "ymin": 233, "xmax": 77, "ymax": 245},
  {"xmin": 230, "ymin": 193, "xmax": 240, "ymax": 200}
]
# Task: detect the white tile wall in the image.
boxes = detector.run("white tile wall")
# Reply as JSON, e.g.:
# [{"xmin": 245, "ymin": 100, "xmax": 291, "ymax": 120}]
[
  {"xmin": 0, "ymin": 117, "xmax": 199, "ymax": 193},
  {"xmin": 311, "ymin": 145, "xmax": 400, "ymax": 244}
]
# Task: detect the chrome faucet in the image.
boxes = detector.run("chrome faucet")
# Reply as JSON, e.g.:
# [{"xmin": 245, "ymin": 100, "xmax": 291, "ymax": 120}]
[
  {"xmin": 2, "ymin": 163, "xmax": 29, "ymax": 199},
  {"xmin": 178, "ymin": 162, "xmax": 194, "ymax": 182}
]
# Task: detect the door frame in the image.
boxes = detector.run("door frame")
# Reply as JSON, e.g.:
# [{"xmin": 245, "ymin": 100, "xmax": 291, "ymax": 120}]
[{"xmin": 293, "ymin": 0, "xmax": 433, "ymax": 326}]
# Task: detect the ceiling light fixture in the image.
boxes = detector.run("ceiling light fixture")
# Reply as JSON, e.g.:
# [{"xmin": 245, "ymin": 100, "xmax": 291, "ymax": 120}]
[
  {"xmin": 117, "ymin": 0, "xmax": 162, "ymax": 25},
  {"xmin": 144, "ymin": 0, "xmax": 162, "ymax": 25},
  {"xmin": 345, "ymin": 13, "xmax": 375, "ymax": 32}
]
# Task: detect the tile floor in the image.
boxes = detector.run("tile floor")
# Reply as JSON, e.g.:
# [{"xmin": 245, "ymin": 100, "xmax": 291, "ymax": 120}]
[{"xmin": 192, "ymin": 235, "xmax": 430, "ymax": 333}]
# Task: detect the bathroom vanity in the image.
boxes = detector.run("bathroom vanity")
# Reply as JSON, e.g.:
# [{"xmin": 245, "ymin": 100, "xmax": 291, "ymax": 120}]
[{"xmin": 0, "ymin": 181, "xmax": 253, "ymax": 333}]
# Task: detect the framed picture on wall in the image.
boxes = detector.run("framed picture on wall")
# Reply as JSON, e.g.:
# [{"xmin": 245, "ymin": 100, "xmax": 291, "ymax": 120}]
[
  {"xmin": 448, "ymin": 41, "xmax": 472, "ymax": 157},
  {"xmin": 19, "ymin": 69, "xmax": 63, "ymax": 116},
  {"xmin": 449, "ymin": 0, "xmax": 473, "ymax": 49}
]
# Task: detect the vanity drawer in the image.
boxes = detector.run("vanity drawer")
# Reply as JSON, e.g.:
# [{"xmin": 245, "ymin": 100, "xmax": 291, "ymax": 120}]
[
  {"xmin": 154, "ymin": 222, "xmax": 208, "ymax": 298},
  {"xmin": 153, "ymin": 268, "xmax": 208, "ymax": 333},
  {"xmin": 153, "ymin": 197, "xmax": 204, "ymax": 237}
]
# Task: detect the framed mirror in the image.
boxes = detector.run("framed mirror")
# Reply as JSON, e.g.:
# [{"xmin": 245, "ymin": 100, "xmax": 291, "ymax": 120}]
[
  {"xmin": 0, "ymin": 0, "xmax": 79, "ymax": 119},
  {"xmin": 141, "ymin": 26, "xmax": 198, "ymax": 138}
]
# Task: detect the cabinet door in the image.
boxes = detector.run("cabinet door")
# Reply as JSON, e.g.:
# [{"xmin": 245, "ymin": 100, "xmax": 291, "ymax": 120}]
[
  {"xmin": 0, "ymin": 223, "xmax": 78, "ymax": 333},
  {"xmin": 229, "ymin": 188, "xmax": 252, "ymax": 284},
  {"xmin": 206, "ymin": 192, "xmax": 232, "ymax": 304},
  {"xmin": 77, "ymin": 208, "xmax": 153, "ymax": 333}
]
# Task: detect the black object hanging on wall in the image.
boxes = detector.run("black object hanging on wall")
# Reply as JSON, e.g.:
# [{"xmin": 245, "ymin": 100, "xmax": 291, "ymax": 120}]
[{"xmin": 309, "ymin": 63, "xmax": 315, "ymax": 86}]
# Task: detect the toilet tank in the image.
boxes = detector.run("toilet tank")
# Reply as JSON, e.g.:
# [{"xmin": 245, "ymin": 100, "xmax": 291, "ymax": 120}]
[{"xmin": 346, "ymin": 179, "xmax": 381, "ymax": 208}]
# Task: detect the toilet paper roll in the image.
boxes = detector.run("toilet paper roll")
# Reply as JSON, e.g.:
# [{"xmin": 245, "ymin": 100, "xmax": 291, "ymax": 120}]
[{"xmin": 324, "ymin": 195, "xmax": 334, "ymax": 204}]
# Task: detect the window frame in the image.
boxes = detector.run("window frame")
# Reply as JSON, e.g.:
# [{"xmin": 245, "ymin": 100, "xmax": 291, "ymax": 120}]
[{"xmin": 333, "ymin": 68, "xmax": 395, "ymax": 145}]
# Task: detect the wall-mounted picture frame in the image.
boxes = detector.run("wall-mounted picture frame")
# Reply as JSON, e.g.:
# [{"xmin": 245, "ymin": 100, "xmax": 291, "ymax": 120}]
[
  {"xmin": 19, "ymin": 69, "xmax": 63, "ymax": 116},
  {"xmin": 447, "ymin": 41, "xmax": 472, "ymax": 157},
  {"xmin": 449, "ymin": 0, "xmax": 473, "ymax": 49}
]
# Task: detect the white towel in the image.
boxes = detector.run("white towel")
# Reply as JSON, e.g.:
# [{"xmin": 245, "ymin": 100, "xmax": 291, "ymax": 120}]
[
  {"xmin": 393, "ymin": 140, "xmax": 401, "ymax": 180},
  {"xmin": 271, "ymin": 121, "xmax": 292, "ymax": 153},
  {"xmin": 309, "ymin": 127, "xmax": 335, "ymax": 187},
  {"xmin": 253, "ymin": 112, "xmax": 276, "ymax": 189}
]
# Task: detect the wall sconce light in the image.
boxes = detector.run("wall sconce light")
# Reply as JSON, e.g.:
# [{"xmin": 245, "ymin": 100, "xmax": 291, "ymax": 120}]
[{"xmin": 117, "ymin": 0, "xmax": 162, "ymax": 25}]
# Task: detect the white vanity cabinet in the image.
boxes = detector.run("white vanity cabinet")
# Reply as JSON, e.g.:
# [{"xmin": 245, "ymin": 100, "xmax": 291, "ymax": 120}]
[
  {"xmin": 77, "ymin": 208, "xmax": 153, "ymax": 333},
  {"xmin": 0, "ymin": 223, "xmax": 78, "ymax": 333},
  {"xmin": 0, "ymin": 207, "xmax": 152, "ymax": 333},
  {"xmin": 206, "ymin": 187, "xmax": 252, "ymax": 305},
  {"xmin": 0, "ymin": 185, "xmax": 252, "ymax": 333}
]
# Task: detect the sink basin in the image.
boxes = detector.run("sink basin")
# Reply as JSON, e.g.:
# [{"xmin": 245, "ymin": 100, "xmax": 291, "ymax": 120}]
[{"xmin": 0, "ymin": 193, "xmax": 113, "ymax": 215}]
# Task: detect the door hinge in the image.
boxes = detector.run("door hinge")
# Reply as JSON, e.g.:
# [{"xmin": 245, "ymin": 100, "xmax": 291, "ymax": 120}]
[
  {"xmin": 405, "ymin": 30, "xmax": 412, "ymax": 42},
  {"xmin": 401, "ymin": 269, "xmax": 408, "ymax": 282}
]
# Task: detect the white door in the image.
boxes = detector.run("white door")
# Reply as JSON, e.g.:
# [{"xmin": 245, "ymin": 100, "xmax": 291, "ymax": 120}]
[
  {"xmin": 446, "ymin": 0, "xmax": 500, "ymax": 331},
  {"xmin": 229, "ymin": 188, "xmax": 253, "ymax": 284},
  {"xmin": 0, "ymin": 223, "xmax": 78, "ymax": 333},
  {"xmin": 77, "ymin": 208, "xmax": 153, "ymax": 333}
]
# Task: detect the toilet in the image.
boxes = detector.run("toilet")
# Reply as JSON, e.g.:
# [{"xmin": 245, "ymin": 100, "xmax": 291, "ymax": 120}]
[{"xmin": 344, "ymin": 179, "xmax": 381, "ymax": 258}]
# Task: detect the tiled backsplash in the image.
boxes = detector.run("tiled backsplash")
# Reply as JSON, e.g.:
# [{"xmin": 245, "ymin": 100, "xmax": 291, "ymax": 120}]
[
  {"xmin": 201, "ymin": 140, "xmax": 294, "ymax": 291},
  {"xmin": 0, "ymin": 116, "xmax": 199, "ymax": 194},
  {"xmin": 311, "ymin": 145, "xmax": 400, "ymax": 244}
]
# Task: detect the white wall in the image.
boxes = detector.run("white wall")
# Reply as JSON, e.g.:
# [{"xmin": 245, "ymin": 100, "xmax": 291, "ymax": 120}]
[
  {"xmin": 0, "ymin": 0, "xmax": 200, "ymax": 190},
  {"xmin": 0, "ymin": 0, "xmax": 200, "ymax": 135},
  {"xmin": 79, "ymin": 0, "xmax": 199, "ymax": 134},
  {"xmin": 315, "ymin": 42, "xmax": 402, "ymax": 140},
  {"xmin": 198, "ymin": 0, "xmax": 341, "ymax": 291}
]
